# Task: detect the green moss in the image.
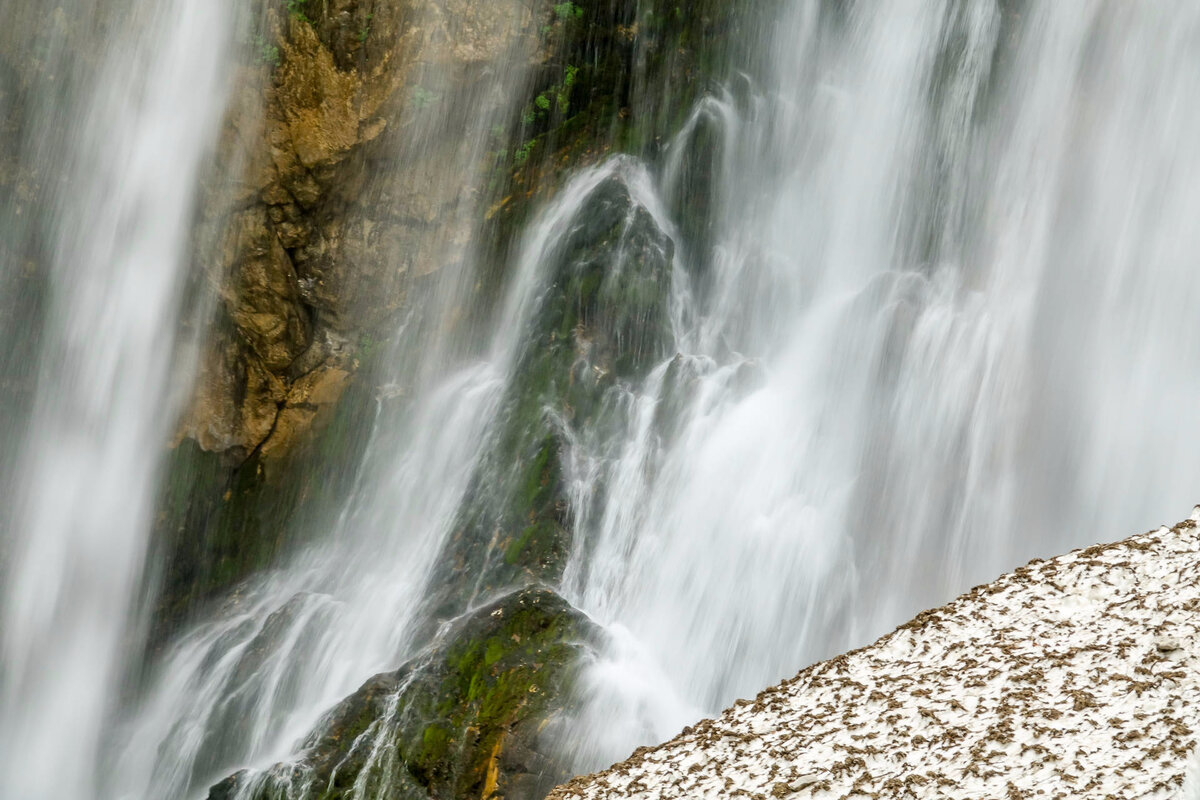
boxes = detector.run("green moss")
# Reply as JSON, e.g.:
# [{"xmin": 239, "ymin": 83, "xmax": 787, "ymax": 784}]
[
  {"xmin": 285, "ymin": 0, "xmax": 310, "ymax": 22},
  {"xmin": 356, "ymin": 13, "xmax": 373, "ymax": 43},
  {"xmin": 466, "ymin": 671, "xmax": 485, "ymax": 703},
  {"xmin": 553, "ymin": 2, "xmax": 584, "ymax": 21},
  {"xmin": 483, "ymin": 637, "xmax": 507, "ymax": 667},
  {"xmin": 419, "ymin": 724, "xmax": 451, "ymax": 763},
  {"xmin": 504, "ymin": 519, "xmax": 561, "ymax": 568},
  {"xmin": 513, "ymin": 138, "xmax": 536, "ymax": 166},
  {"xmin": 217, "ymin": 589, "xmax": 593, "ymax": 800},
  {"xmin": 519, "ymin": 436, "xmax": 555, "ymax": 511},
  {"xmin": 253, "ymin": 34, "xmax": 281, "ymax": 67}
]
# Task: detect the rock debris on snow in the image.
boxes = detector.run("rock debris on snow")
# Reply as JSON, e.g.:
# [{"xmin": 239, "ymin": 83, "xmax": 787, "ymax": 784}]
[{"xmin": 551, "ymin": 513, "xmax": 1200, "ymax": 800}]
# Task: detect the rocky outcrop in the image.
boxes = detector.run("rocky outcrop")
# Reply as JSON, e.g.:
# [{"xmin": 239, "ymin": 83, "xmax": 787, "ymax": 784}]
[
  {"xmin": 201, "ymin": 155, "xmax": 680, "ymax": 800},
  {"xmin": 209, "ymin": 587, "xmax": 596, "ymax": 800},
  {"xmin": 550, "ymin": 511, "xmax": 1200, "ymax": 800},
  {"xmin": 424, "ymin": 168, "xmax": 676, "ymax": 623},
  {"xmin": 163, "ymin": 1, "xmax": 759, "ymax": 794}
]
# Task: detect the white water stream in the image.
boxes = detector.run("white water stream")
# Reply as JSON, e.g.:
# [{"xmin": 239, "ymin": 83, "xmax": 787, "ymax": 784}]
[
  {"xmin": 5, "ymin": 2, "xmax": 1200, "ymax": 798},
  {"xmin": 0, "ymin": 1, "xmax": 232, "ymax": 798},
  {"xmin": 561, "ymin": 0, "xmax": 1200, "ymax": 769}
]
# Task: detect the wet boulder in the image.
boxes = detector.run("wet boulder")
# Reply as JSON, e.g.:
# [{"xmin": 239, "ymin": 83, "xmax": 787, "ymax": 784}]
[{"xmin": 210, "ymin": 587, "xmax": 596, "ymax": 800}]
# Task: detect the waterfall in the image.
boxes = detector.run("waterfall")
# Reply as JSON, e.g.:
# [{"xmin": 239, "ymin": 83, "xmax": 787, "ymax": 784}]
[
  {"xmin": 559, "ymin": 0, "xmax": 1200, "ymax": 770},
  {"xmin": 0, "ymin": 1, "xmax": 233, "ymax": 798},
  {"xmin": 102, "ymin": 11, "xmax": 569, "ymax": 795},
  {"xmin": 105, "ymin": 160, "xmax": 635, "ymax": 799},
  {"xmin": 6, "ymin": 1, "xmax": 1200, "ymax": 798}
]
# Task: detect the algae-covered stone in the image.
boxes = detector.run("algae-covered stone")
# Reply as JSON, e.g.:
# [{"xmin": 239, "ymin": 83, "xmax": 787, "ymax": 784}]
[
  {"xmin": 425, "ymin": 172, "xmax": 676, "ymax": 625},
  {"xmin": 210, "ymin": 587, "xmax": 595, "ymax": 800}
]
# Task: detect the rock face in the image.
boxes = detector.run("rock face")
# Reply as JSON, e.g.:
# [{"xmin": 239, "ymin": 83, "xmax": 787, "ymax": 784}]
[
  {"xmin": 423, "ymin": 169, "xmax": 676, "ymax": 623},
  {"xmin": 180, "ymin": 0, "xmax": 551, "ymax": 461},
  {"xmin": 551, "ymin": 512, "xmax": 1200, "ymax": 800},
  {"xmin": 151, "ymin": 0, "xmax": 755, "ymax": 643},
  {"xmin": 152, "ymin": 0, "xmax": 556, "ymax": 634},
  {"xmin": 209, "ymin": 588, "xmax": 597, "ymax": 800},
  {"xmin": 152, "ymin": 0, "xmax": 754, "ymax": 795}
]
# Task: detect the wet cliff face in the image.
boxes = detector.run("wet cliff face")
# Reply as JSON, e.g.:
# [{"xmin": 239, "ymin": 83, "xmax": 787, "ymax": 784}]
[
  {"xmin": 154, "ymin": 0, "xmax": 556, "ymax": 633},
  {"xmin": 154, "ymin": 0, "xmax": 755, "ymax": 640},
  {"xmin": 180, "ymin": 0, "xmax": 549, "ymax": 460},
  {"xmin": 138, "ymin": 0, "xmax": 754, "ymax": 795}
]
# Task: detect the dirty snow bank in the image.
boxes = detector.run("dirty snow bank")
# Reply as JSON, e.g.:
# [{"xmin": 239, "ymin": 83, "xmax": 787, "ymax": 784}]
[{"xmin": 551, "ymin": 511, "xmax": 1200, "ymax": 799}]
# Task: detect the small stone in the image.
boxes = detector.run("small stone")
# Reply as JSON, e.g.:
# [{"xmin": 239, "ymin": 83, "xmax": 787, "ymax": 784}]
[
  {"xmin": 1155, "ymin": 636, "xmax": 1182, "ymax": 653},
  {"xmin": 788, "ymin": 774, "xmax": 821, "ymax": 791}
]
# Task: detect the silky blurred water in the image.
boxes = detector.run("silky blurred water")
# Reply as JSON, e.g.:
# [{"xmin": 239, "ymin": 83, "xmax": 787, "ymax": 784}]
[
  {"xmin": 0, "ymin": 1, "xmax": 232, "ymax": 798},
  {"xmin": 6, "ymin": 1, "xmax": 1200, "ymax": 798},
  {"xmin": 559, "ymin": 0, "xmax": 1200, "ymax": 770}
]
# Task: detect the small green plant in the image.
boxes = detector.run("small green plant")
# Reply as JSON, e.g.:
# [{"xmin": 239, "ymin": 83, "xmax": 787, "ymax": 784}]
[
  {"xmin": 556, "ymin": 64, "xmax": 579, "ymax": 113},
  {"xmin": 286, "ymin": 0, "xmax": 309, "ymax": 22},
  {"xmin": 553, "ymin": 2, "xmax": 584, "ymax": 20},
  {"xmin": 523, "ymin": 65, "xmax": 580, "ymax": 125},
  {"xmin": 357, "ymin": 12, "xmax": 373, "ymax": 43},
  {"xmin": 253, "ymin": 34, "xmax": 280, "ymax": 67},
  {"xmin": 358, "ymin": 333, "xmax": 377, "ymax": 359},
  {"xmin": 513, "ymin": 140, "xmax": 535, "ymax": 166}
]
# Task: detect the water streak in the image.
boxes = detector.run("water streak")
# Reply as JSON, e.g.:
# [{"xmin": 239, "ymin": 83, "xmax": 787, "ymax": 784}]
[
  {"xmin": 0, "ymin": 2, "xmax": 232, "ymax": 798},
  {"xmin": 9, "ymin": 2, "xmax": 1200, "ymax": 797},
  {"xmin": 561, "ymin": 0, "xmax": 1200, "ymax": 770}
]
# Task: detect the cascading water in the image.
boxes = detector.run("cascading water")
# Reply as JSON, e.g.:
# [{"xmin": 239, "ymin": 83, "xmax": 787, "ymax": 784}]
[
  {"xmin": 100, "ymin": 10, "xmax": 572, "ymax": 796},
  {"xmin": 105, "ymin": 160, "xmax": 631, "ymax": 799},
  {"xmin": 0, "ymin": 1, "xmax": 232, "ymax": 798},
  {"xmin": 7, "ymin": 1, "xmax": 1200, "ymax": 799},
  {"xmin": 560, "ymin": 0, "xmax": 1200, "ymax": 771}
]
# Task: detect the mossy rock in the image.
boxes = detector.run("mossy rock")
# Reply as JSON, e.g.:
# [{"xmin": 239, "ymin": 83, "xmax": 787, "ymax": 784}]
[
  {"xmin": 209, "ymin": 587, "xmax": 595, "ymax": 800},
  {"xmin": 422, "ymin": 172, "xmax": 676, "ymax": 629}
]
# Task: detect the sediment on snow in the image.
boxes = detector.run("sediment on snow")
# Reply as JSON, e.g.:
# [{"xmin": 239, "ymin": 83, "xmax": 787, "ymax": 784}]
[{"xmin": 551, "ymin": 510, "xmax": 1200, "ymax": 800}]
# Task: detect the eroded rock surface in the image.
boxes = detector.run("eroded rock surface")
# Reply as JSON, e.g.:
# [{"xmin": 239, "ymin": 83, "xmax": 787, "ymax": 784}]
[
  {"xmin": 552, "ymin": 512, "xmax": 1200, "ymax": 800},
  {"xmin": 181, "ymin": 0, "xmax": 552, "ymax": 460}
]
